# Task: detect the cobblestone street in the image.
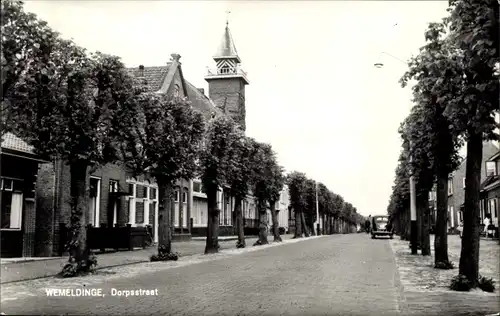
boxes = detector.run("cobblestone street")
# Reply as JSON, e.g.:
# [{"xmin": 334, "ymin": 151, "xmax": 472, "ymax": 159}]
[{"xmin": 1, "ymin": 234, "xmax": 403, "ymax": 316}]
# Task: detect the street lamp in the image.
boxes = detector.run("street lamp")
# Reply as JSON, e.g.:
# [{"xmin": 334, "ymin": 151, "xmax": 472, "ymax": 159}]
[{"xmin": 374, "ymin": 52, "xmax": 418, "ymax": 255}]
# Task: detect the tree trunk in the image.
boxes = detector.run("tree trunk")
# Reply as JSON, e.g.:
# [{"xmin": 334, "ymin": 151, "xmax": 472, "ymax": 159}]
[
  {"xmin": 294, "ymin": 208, "xmax": 302, "ymax": 238},
  {"xmin": 434, "ymin": 175, "xmax": 450, "ymax": 266},
  {"xmin": 255, "ymin": 201, "xmax": 269, "ymax": 245},
  {"xmin": 301, "ymin": 212, "xmax": 310, "ymax": 237},
  {"xmin": 269, "ymin": 200, "xmax": 282, "ymax": 242},
  {"xmin": 418, "ymin": 191, "xmax": 431, "ymax": 256},
  {"xmin": 234, "ymin": 196, "xmax": 245, "ymax": 248},
  {"xmin": 179, "ymin": 182, "xmax": 184, "ymax": 234},
  {"xmin": 459, "ymin": 134, "xmax": 482, "ymax": 285},
  {"xmin": 157, "ymin": 179, "xmax": 173, "ymax": 255},
  {"xmin": 205, "ymin": 186, "xmax": 220, "ymax": 254},
  {"xmin": 67, "ymin": 160, "xmax": 91, "ymax": 270}
]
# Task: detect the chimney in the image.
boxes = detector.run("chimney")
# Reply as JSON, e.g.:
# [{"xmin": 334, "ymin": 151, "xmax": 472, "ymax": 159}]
[
  {"xmin": 138, "ymin": 65, "xmax": 144, "ymax": 77},
  {"xmin": 170, "ymin": 53, "xmax": 181, "ymax": 62},
  {"xmin": 198, "ymin": 88, "xmax": 205, "ymax": 95}
]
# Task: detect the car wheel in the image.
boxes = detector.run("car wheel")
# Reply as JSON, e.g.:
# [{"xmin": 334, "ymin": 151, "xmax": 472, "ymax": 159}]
[
  {"xmin": 390, "ymin": 235, "xmax": 393, "ymax": 239},
  {"xmin": 371, "ymin": 234, "xmax": 375, "ymax": 239}
]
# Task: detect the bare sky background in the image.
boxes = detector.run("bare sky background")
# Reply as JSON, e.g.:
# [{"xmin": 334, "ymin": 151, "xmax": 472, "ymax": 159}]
[{"xmin": 24, "ymin": 1, "xmax": 451, "ymax": 216}]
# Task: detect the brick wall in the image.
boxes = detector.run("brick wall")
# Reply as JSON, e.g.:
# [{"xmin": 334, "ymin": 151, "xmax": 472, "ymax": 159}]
[{"xmin": 207, "ymin": 78, "xmax": 246, "ymax": 130}]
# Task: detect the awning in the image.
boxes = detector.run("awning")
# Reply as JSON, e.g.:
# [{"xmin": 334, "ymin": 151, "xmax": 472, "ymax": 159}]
[{"xmin": 484, "ymin": 179, "xmax": 500, "ymax": 192}]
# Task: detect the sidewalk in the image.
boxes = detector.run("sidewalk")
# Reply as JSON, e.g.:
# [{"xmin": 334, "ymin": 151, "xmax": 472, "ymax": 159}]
[
  {"xmin": 2, "ymin": 235, "xmax": 295, "ymax": 284},
  {"xmin": 390, "ymin": 235, "xmax": 500, "ymax": 315}
]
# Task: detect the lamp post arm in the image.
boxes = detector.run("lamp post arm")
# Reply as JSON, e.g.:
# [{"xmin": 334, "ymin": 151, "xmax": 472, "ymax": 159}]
[{"xmin": 379, "ymin": 51, "xmax": 408, "ymax": 65}]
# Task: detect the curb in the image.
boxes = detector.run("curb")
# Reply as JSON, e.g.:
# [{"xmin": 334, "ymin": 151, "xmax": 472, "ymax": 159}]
[
  {"xmin": 1, "ymin": 235, "xmax": 323, "ymax": 285},
  {"xmin": 388, "ymin": 240, "xmax": 409, "ymax": 315}
]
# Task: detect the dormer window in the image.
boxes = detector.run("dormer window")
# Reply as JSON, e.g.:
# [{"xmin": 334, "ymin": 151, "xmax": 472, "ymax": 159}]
[
  {"xmin": 486, "ymin": 161, "xmax": 497, "ymax": 176},
  {"xmin": 174, "ymin": 84, "xmax": 180, "ymax": 97}
]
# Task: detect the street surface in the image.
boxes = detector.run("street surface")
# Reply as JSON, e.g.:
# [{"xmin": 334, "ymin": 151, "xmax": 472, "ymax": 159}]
[{"xmin": 1, "ymin": 234, "xmax": 402, "ymax": 316}]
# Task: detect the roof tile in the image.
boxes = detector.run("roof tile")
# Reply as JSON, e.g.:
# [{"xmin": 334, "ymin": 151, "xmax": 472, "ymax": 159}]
[{"xmin": 126, "ymin": 66, "xmax": 170, "ymax": 92}]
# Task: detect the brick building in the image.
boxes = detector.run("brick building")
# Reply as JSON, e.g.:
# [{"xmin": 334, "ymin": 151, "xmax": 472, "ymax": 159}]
[
  {"xmin": 1, "ymin": 133, "xmax": 45, "ymax": 258},
  {"xmin": 480, "ymin": 149, "xmax": 500, "ymax": 234},
  {"xmin": 429, "ymin": 141, "xmax": 499, "ymax": 233}
]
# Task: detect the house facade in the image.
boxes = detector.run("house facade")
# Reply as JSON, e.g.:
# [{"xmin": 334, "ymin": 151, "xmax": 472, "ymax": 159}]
[
  {"xmin": 429, "ymin": 141, "xmax": 499, "ymax": 233},
  {"xmin": 1, "ymin": 133, "xmax": 45, "ymax": 258},
  {"xmin": 479, "ymin": 150, "xmax": 499, "ymax": 235}
]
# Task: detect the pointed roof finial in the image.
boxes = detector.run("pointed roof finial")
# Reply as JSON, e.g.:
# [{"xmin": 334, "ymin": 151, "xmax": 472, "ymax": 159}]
[
  {"xmin": 213, "ymin": 11, "xmax": 240, "ymax": 62},
  {"xmin": 225, "ymin": 10, "xmax": 231, "ymax": 27}
]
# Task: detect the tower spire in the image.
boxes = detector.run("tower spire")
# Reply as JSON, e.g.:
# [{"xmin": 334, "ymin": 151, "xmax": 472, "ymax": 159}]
[{"xmin": 225, "ymin": 10, "xmax": 231, "ymax": 27}]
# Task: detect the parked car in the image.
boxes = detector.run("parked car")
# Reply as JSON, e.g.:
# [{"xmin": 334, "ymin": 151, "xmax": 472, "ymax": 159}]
[{"xmin": 371, "ymin": 215, "xmax": 393, "ymax": 239}]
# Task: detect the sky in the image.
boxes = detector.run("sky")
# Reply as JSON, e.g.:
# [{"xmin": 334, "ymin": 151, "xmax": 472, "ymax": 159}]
[{"xmin": 23, "ymin": 0, "xmax": 451, "ymax": 217}]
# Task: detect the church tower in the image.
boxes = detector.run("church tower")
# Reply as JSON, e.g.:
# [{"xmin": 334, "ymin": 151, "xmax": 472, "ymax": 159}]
[{"xmin": 205, "ymin": 18, "xmax": 249, "ymax": 131}]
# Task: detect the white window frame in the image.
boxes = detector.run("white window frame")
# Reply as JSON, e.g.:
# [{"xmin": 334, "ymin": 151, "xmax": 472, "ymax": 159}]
[
  {"xmin": 142, "ymin": 184, "xmax": 150, "ymax": 226},
  {"xmin": 462, "ymin": 177, "xmax": 466, "ymax": 189},
  {"xmin": 109, "ymin": 180, "xmax": 119, "ymax": 226},
  {"xmin": 89, "ymin": 176, "xmax": 101, "ymax": 227},
  {"xmin": 448, "ymin": 179, "xmax": 453, "ymax": 195},
  {"xmin": 486, "ymin": 161, "xmax": 497, "ymax": 176},
  {"xmin": 450, "ymin": 206, "xmax": 454, "ymax": 227},
  {"xmin": 1, "ymin": 178, "xmax": 14, "ymax": 191},
  {"xmin": 126, "ymin": 180, "xmax": 136, "ymax": 226},
  {"xmin": 151, "ymin": 186, "xmax": 159, "ymax": 243},
  {"xmin": 1, "ymin": 188, "xmax": 23, "ymax": 231}
]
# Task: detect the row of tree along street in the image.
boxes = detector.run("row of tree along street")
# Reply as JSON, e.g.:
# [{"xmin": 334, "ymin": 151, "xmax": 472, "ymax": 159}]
[
  {"xmin": 387, "ymin": 0, "xmax": 498, "ymax": 292},
  {"xmin": 1, "ymin": 0, "xmax": 363, "ymax": 278}
]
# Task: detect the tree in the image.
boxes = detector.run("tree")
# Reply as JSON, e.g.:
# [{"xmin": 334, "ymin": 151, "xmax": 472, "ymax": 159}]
[
  {"xmin": 1, "ymin": 0, "xmax": 59, "ymax": 136},
  {"xmin": 251, "ymin": 142, "xmax": 282, "ymax": 245},
  {"xmin": 387, "ymin": 146, "xmax": 411, "ymax": 240},
  {"xmin": 227, "ymin": 134, "xmax": 256, "ymax": 248},
  {"xmin": 287, "ymin": 171, "xmax": 308, "ymax": 238},
  {"xmin": 446, "ymin": 0, "xmax": 499, "ymax": 285},
  {"xmin": 200, "ymin": 116, "xmax": 240, "ymax": 254},
  {"xmin": 331, "ymin": 193, "xmax": 345, "ymax": 234},
  {"xmin": 7, "ymin": 13, "xmax": 135, "ymax": 275},
  {"xmin": 400, "ymin": 21, "xmax": 462, "ymax": 265},
  {"xmin": 118, "ymin": 84, "xmax": 205, "ymax": 261},
  {"xmin": 267, "ymin": 163, "xmax": 285, "ymax": 242}
]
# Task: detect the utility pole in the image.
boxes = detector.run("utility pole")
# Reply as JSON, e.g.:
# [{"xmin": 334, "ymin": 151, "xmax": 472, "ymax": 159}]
[{"xmin": 409, "ymin": 141, "xmax": 418, "ymax": 255}]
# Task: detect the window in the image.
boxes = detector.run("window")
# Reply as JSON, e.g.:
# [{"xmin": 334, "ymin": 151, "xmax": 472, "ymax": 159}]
[
  {"xmin": 182, "ymin": 192, "xmax": 187, "ymax": 203},
  {"xmin": 109, "ymin": 180, "xmax": 118, "ymax": 193},
  {"xmin": 486, "ymin": 161, "xmax": 497, "ymax": 176},
  {"xmin": 174, "ymin": 84, "xmax": 180, "ymax": 97},
  {"xmin": 150, "ymin": 188, "xmax": 157, "ymax": 200},
  {"xmin": 174, "ymin": 191, "xmax": 179, "ymax": 202},
  {"xmin": 127, "ymin": 181, "xmax": 136, "ymax": 225},
  {"xmin": 1, "ymin": 181, "xmax": 23, "ymax": 229},
  {"xmin": 1, "ymin": 179, "xmax": 13, "ymax": 191},
  {"xmin": 193, "ymin": 181, "xmax": 202, "ymax": 193},
  {"xmin": 488, "ymin": 199, "xmax": 498, "ymax": 218},
  {"xmin": 458, "ymin": 211, "xmax": 463, "ymax": 222},
  {"xmin": 135, "ymin": 185, "xmax": 141, "ymax": 198},
  {"xmin": 143, "ymin": 186, "xmax": 148, "ymax": 198},
  {"xmin": 462, "ymin": 177, "xmax": 466, "ymax": 189},
  {"xmin": 448, "ymin": 179, "xmax": 453, "ymax": 195},
  {"xmin": 89, "ymin": 177, "xmax": 101, "ymax": 226}
]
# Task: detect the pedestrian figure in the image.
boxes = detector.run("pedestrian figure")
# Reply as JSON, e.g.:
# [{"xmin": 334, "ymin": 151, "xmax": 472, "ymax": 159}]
[
  {"xmin": 484, "ymin": 214, "xmax": 491, "ymax": 239},
  {"xmin": 457, "ymin": 220, "xmax": 464, "ymax": 238},
  {"xmin": 365, "ymin": 215, "xmax": 371, "ymax": 234}
]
